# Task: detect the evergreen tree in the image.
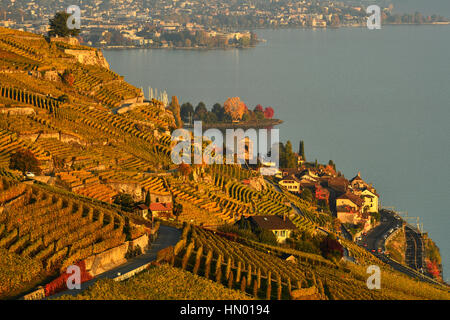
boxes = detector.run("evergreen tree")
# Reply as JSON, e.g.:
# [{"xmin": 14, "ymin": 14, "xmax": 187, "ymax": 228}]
[
  {"xmin": 180, "ymin": 103, "xmax": 194, "ymax": 123},
  {"xmin": 283, "ymin": 141, "xmax": 297, "ymax": 168},
  {"xmin": 145, "ymin": 191, "xmax": 151, "ymax": 207},
  {"xmin": 168, "ymin": 96, "xmax": 183, "ymax": 128},
  {"xmin": 299, "ymin": 140, "xmax": 305, "ymax": 160},
  {"xmin": 211, "ymin": 103, "xmax": 224, "ymax": 121},
  {"xmin": 48, "ymin": 12, "xmax": 80, "ymax": 37},
  {"xmin": 194, "ymin": 102, "xmax": 208, "ymax": 120}
]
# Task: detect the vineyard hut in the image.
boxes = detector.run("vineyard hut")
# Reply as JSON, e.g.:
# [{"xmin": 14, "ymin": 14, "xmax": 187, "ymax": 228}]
[
  {"xmin": 148, "ymin": 190, "xmax": 172, "ymax": 204},
  {"xmin": 248, "ymin": 215, "xmax": 296, "ymax": 244}
]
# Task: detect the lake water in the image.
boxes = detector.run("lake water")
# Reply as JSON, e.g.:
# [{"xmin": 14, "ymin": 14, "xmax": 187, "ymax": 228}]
[{"xmin": 104, "ymin": 25, "xmax": 450, "ymax": 281}]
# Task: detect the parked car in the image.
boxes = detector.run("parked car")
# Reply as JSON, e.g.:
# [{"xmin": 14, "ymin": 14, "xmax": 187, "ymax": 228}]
[{"xmin": 25, "ymin": 172, "xmax": 35, "ymax": 178}]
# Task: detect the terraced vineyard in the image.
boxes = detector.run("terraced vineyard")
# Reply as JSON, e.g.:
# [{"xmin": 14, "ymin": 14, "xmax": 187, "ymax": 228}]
[
  {"xmin": 2, "ymin": 27, "xmax": 447, "ymax": 301},
  {"xmin": 172, "ymin": 224, "xmax": 450, "ymax": 300},
  {"xmin": 0, "ymin": 176, "xmax": 150, "ymax": 299},
  {"xmin": 0, "ymin": 177, "xmax": 129, "ymax": 275},
  {"xmin": 173, "ymin": 225, "xmax": 322, "ymax": 300},
  {"xmin": 0, "ymin": 86, "xmax": 60, "ymax": 112},
  {"xmin": 0, "ymin": 129, "xmax": 50, "ymax": 168},
  {"xmin": 56, "ymin": 264, "xmax": 251, "ymax": 300}
]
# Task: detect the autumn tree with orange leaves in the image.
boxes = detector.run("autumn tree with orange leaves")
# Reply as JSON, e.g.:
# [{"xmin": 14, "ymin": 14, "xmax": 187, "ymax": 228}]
[{"xmin": 224, "ymin": 97, "xmax": 246, "ymax": 121}]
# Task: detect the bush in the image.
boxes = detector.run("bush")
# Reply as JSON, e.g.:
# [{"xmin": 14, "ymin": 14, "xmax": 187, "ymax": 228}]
[
  {"xmin": 125, "ymin": 244, "xmax": 143, "ymax": 259},
  {"xmin": 61, "ymin": 71, "xmax": 75, "ymax": 87},
  {"xmin": 300, "ymin": 188, "xmax": 313, "ymax": 202},
  {"xmin": 258, "ymin": 229, "xmax": 278, "ymax": 246},
  {"xmin": 9, "ymin": 149, "xmax": 41, "ymax": 174},
  {"xmin": 320, "ymin": 235, "xmax": 344, "ymax": 261},
  {"xmin": 113, "ymin": 193, "xmax": 135, "ymax": 212},
  {"xmin": 218, "ymin": 224, "xmax": 258, "ymax": 242},
  {"xmin": 58, "ymin": 94, "xmax": 70, "ymax": 103}
]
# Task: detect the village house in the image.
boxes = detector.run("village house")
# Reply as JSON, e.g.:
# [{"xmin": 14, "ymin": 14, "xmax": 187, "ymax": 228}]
[
  {"xmin": 336, "ymin": 192, "xmax": 364, "ymax": 224},
  {"xmin": 349, "ymin": 172, "xmax": 379, "ymax": 213},
  {"xmin": 278, "ymin": 174, "xmax": 301, "ymax": 193},
  {"xmin": 248, "ymin": 215, "xmax": 297, "ymax": 243},
  {"xmin": 349, "ymin": 172, "xmax": 370, "ymax": 190},
  {"xmin": 360, "ymin": 188, "xmax": 379, "ymax": 213},
  {"xmin": 149, "ymin": 202, "xmax": 173, "ymax": 219},
  {"xmin": 296, "ymin": 154, "xmax": 305, "ymax": 166},
  {"xmin": 296, "ymin": 169, "xmax": 320, "ymax": 186},
  {"xmin": 327, "ymin": 176, "xmax": 349, "ymax": 195}
]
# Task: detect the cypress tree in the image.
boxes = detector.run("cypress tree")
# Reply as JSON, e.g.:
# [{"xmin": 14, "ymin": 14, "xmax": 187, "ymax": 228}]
[
  {"xmin": 299, "ymin": 140, "xmax": 305, "ymax": 160},
  {"xmin": 145, "ymin": 191, "xmax": 151, "ymax": 207}
]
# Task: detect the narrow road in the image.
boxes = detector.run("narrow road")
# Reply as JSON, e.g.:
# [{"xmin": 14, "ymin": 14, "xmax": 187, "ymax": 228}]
[
  {"xmin": 361, "ymin": 210, "xmax": 444, "ymax": 287},
  {"xmin": 361, "ymin": 209, "xmax": 402, "ymax": 253},
  {"xmin": 48, "ymin": 225, "xmax": 181, "ymax": 299}
]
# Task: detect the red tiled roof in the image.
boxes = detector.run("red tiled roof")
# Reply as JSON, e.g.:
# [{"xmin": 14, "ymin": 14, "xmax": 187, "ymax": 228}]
[
  {"xmin": 337, "ymin": 192, "xmax": 364, "ymax": 207},
  {"xmin": 149, "ymin": 203, "xmax": 171, "ymax": 211},
  {"xmin": 328, "ymin": 177, "xmax": 349, "ymax": 191}
]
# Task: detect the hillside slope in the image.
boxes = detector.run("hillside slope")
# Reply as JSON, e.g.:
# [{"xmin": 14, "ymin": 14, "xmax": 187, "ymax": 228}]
[{"xmin": 0, "ymin": 28, "xmax": 448, "ymax": 300}]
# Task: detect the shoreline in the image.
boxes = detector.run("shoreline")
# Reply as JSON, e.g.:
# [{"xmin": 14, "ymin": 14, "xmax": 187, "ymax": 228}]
[
  {"xmin": 183, "ymin": 119, "xmax": 283, "ymax": 129},
  {"xmin": 98, "ymin": 23, "xmax": 450, "ymax": 50}
]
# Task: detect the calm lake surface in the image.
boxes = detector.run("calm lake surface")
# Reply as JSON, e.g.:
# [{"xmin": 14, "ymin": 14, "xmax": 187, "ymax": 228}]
[{"xmin": 104, "ymin": 25, "xmax": 450, "ymax": 281}]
